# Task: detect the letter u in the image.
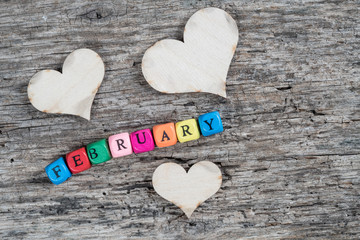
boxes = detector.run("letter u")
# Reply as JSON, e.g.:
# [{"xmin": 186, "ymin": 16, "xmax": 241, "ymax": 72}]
[{"xmin": 135, "ymin": 132, "xmax": 147, "ymax": 144}]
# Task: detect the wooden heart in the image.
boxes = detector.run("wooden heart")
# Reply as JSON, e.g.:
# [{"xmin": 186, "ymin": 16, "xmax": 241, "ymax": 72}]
[
  {"xmin": 27, "ymin": 49, "xmax": 105, "ymax": 120},
  {"xmin": 142, "ymin": 7, "xmax": 239, "ymax": 98},
  {"xmin": 152, "ymin": 161, "xmax": 222, "ymax": 218}
]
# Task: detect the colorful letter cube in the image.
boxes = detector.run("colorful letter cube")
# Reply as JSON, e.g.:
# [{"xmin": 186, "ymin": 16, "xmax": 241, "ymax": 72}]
[
  {"xmin": 108, "ymin": 132, "xmax": 133, "ymax": 158},
  {"xmin": 45, "ymin": 157, "xmax": 72, "ymax": 185},
  {"xmin": 65, "ymin": 147, "xmax": 91, "ymax": 174},
  {"xmin": 86, "ymin": 139, "xmax": 112, "ymax": 164},
  {"xmin": 153, "ymin": 122, "xmax": 177, "ymax": 148},
  {"xmin": 198, "ymin": 111, "xmax": 223, "ymax": 136},
  {"xmin": 175, "ymin": 118, "xmax": 200, "ymax": 143},
  {"xmin": 130, "ymin": 129, "xmax": 155, "ymax": 154}
]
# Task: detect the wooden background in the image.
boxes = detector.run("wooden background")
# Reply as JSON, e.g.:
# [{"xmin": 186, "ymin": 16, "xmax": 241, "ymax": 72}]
[{"xmin": 0, "ymin": 0, "xmax": 359, "ymax": 239}]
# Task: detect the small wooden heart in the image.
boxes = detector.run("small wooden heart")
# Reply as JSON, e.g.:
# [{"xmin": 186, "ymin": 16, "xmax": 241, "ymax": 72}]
[
  {"xmin": 142, "ymin": 8, "xmax": 239, "ymax": 98},
  {"xmin": 152, "ymin": 161, "xmax": 222, "ymax": 218},
  {"xmin": 27, "ymin": 48, "xmax": 105, "ymax": 120}
]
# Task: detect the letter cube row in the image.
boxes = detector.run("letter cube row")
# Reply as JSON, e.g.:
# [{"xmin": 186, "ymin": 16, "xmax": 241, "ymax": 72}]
[{"xmin": 45, "ymin": 111, "xmax": 223, "ymax": 185}]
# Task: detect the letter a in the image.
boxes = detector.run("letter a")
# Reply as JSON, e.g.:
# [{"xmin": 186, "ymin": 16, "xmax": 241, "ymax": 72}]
[{"xmin": 161, "ymin": 131, "xmax": 170, "ymax": 142}]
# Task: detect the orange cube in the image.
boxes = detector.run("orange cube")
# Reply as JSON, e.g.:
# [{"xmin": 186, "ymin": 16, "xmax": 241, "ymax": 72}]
[{"xmin": 152, "ymin": 122, "xmax": 178, "ymax": 148}]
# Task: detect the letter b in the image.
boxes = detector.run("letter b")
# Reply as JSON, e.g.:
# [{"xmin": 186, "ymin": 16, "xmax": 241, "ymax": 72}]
[{"xmin": 88, "ymin": 148, "xmax": 98, "ymax": 159}]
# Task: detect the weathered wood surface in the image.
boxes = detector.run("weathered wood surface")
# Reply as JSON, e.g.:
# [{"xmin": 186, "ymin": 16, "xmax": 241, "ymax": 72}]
[{"xmin": 0, "ymin": 0, "xmax": 359, "ymax": 239}]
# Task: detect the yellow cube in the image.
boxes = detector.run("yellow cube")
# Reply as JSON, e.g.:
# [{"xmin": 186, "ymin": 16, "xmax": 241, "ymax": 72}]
[{"xmin": 175, "ymin": 118, "xmax": 200, "ymax": 143}]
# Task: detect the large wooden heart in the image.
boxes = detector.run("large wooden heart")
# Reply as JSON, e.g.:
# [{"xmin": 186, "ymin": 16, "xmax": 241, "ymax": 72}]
[
  {"xmin": 152, "ymin": 161, "xmax": 222, "ymax": 218},
  {"xmin": 142, "ymin": 7, "xmax": 239, "ymax": 98},
  {"xmin": 27, "ymin": 49, "xmax": 105, "ymax": 120}
]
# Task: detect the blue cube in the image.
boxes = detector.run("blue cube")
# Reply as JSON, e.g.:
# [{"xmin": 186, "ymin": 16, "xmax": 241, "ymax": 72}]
[
  {"xmin": 198, "ymin": 111, "xmax": 223, "ymax": 137},
  {"xmin": 45, "ymin": 157, "xmax": 72, "ymax": 185}
]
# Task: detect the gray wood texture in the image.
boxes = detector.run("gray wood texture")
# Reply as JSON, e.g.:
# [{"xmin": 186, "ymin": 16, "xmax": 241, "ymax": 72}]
[{"xmin": 0, "ymin": 0, "xmax": 359, "ymax": 239}]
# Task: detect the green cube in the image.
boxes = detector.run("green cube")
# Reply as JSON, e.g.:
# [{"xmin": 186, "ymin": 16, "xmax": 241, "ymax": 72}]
[{"xmin": 86, "ymin": 139, "xmax": 112, "ymax": 164}]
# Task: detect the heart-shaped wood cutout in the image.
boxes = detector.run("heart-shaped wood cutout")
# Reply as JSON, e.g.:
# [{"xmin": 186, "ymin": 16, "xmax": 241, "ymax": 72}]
[
  {"xmin": 152, "ymin": 161, "xmax": 222, "ymax": 218},
  {"xmin": 27, "ymin": 49, "xmax": 105, "ymax": 120},
  {"xmin": 142, "ymin": 8, "xmax": 239, "ymax": 98}
]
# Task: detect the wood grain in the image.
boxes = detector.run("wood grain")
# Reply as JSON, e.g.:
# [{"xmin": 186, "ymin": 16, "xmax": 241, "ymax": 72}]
[{"xmin": 0, "ymin": 0, "xmax": 359, "ymax": 239}]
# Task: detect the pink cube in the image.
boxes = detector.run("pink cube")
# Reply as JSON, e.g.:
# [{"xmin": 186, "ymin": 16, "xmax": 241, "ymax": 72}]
[
  {"xmin": 130, "ymin": 129, "xmax": 155, "ymax": 154},
  {"xmin": 108, "ymin": 133, "xmax": 133, "ymax": 158}
]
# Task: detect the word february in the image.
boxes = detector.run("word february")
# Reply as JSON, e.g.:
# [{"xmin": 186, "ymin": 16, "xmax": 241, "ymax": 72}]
[{"xmin": 45, "ymin": 111, "xmax": 223, "ymax": 185}]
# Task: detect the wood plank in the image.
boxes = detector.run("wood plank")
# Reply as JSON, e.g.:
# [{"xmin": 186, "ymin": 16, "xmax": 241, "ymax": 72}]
[{"xmin": 0, "ymin": 0, "xmax": 359, "ymax": 239}]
